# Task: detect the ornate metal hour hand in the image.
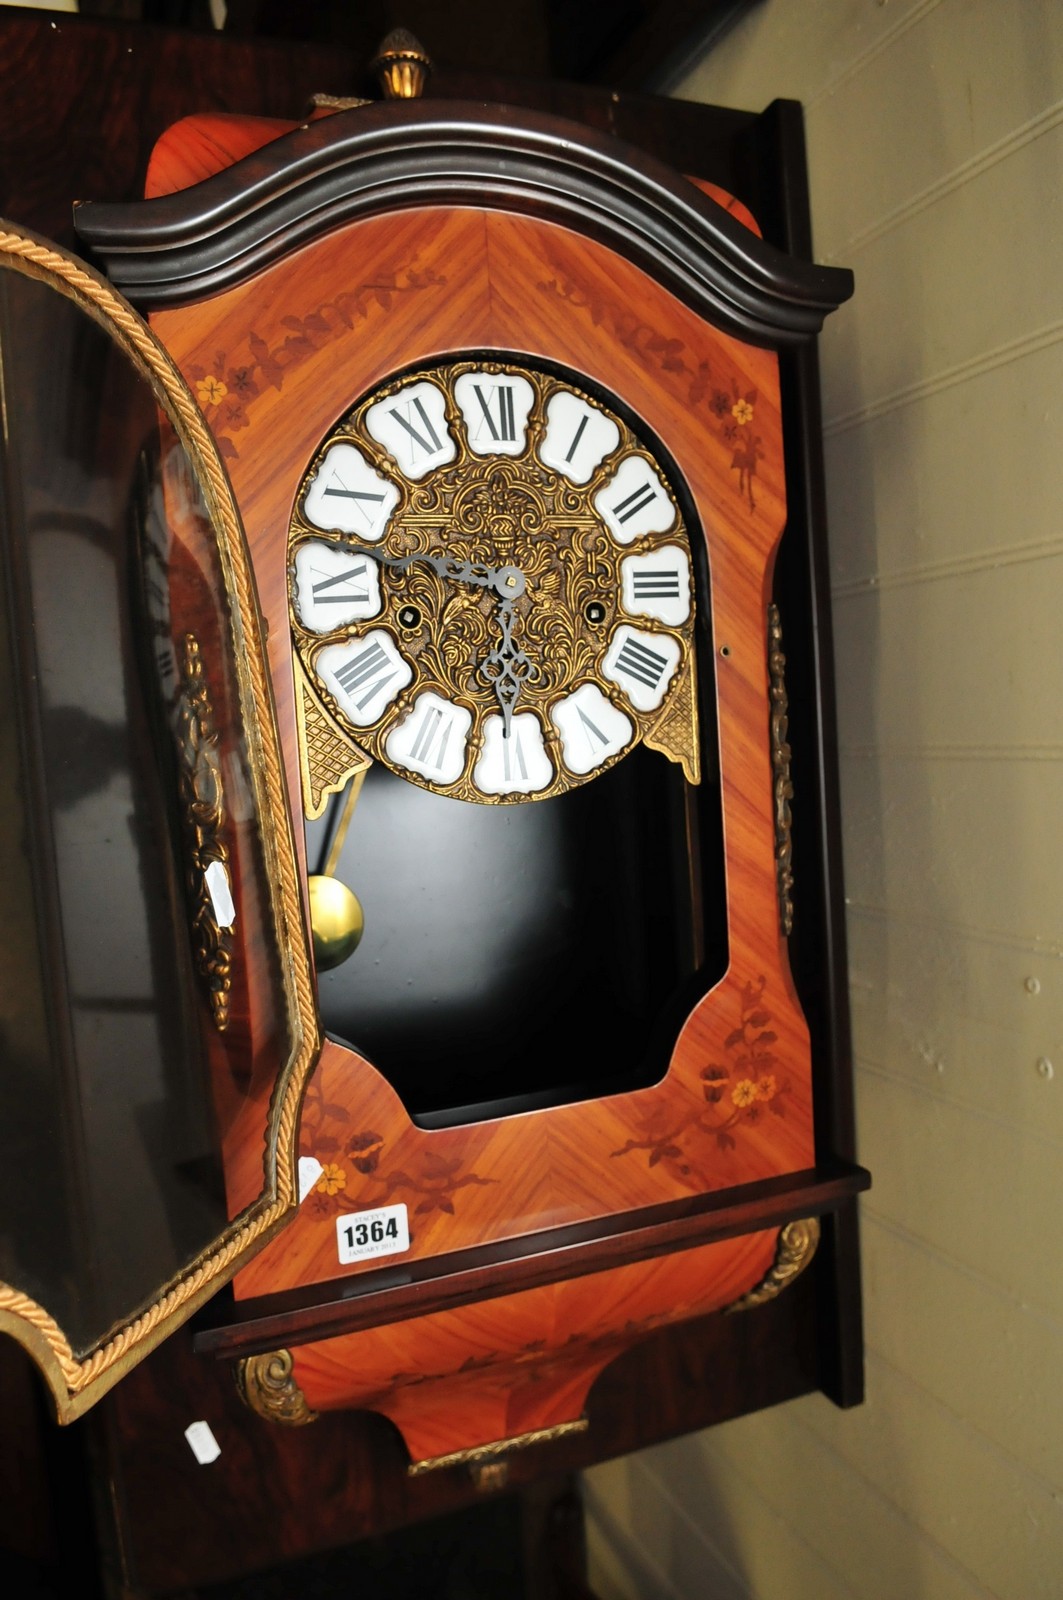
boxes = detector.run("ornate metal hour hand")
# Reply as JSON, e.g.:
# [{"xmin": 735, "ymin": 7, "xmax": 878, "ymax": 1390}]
[
  {"xmin": 339, "ymin": 543, "xmax": 535, "ymax": 732},
  {"xmin": 476, "ymin": 597, "xmax": 540, "ymax": 739},
  {"xmin": 339, "ymin": 542, "xmax": 526, "ymax": 601}
]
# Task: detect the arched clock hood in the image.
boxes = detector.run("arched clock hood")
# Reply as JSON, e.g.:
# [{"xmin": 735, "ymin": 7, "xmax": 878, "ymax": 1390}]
[{"xmin": 73, "ymin": 100, "xmax": 853, "ymax": 344}]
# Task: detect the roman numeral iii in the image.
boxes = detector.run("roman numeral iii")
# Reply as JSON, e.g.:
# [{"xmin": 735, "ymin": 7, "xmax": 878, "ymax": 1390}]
[{"xmin": 631, "ymin": 568, "xmax": 682, "ymax": 599}]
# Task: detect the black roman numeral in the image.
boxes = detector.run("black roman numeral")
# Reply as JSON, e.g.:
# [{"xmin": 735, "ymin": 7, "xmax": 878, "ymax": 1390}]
[
  {"xmin": 502, "ymin": 727, "xmax": 529, "ymax": 782},
  {"xmin": 472, "ymin": 383, "xmax": 516, "ymax": 443},
  {"xmin": 564, "ymin": 414, "xmax": 589, "ymax": 464},
  {"xmin": 577, "ymin": 706, "xmax": 610, "ymax": 750},
  {"xmin": 311, "ymin": 560, "xmax": 369, "ymax": 605},
  {"xmin": 613, "ymin": 636, "xmax": 669, "ymax": 692},
  {"xmin": 389, "ymin": 397, "xmax": 444, "ymax": 458},
  {"xmin": 611, "ymin": 481, "xmax": 658, "ymax": 524},
  {"xmin": 409, "ymin": 704, "xmax": 456, "ymax": 771},
  {"xmin": 321, "ymin": 480, "xmax": 385, "ymax": 506},
  {"xmin": 632, "ymin": 568, "xmax": 681, "ymax": 599},
  {"xmin": 333, "ymin": 640, "xmax": 398, "ymax": 712}
]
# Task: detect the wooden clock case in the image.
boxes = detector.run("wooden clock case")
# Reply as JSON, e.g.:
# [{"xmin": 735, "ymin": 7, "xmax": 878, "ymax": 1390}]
[{"xmin": 73, "ymin": 88, "xmax": 866, "ymax": 1475}]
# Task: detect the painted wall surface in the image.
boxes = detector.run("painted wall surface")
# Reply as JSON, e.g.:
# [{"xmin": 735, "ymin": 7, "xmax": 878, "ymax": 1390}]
[{"xmin": 585, "ymin": 3, "xmax": 1063, "ymax": 1596}]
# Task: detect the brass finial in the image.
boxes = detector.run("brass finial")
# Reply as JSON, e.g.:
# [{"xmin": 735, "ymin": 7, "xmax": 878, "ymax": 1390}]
[{"xmin": 371, "ymin": 28, "xmax": 432, "ymax": 99}]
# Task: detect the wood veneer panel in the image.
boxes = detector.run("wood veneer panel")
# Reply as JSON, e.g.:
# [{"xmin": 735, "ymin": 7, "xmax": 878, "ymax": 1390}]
[
  {"xmin": 148, "ymin": 203, "xmax": 816, "ymax": 1298},
  {"xmin": 291, "ymin": 1228, "xmax": 780, "ymax": 1463}
]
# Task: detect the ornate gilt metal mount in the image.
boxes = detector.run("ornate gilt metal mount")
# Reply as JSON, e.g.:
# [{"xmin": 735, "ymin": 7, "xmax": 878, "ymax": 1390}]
[
  {"xmin": 725, "ymin": 1217, "xmax": 820, "ymax": 1314},
  {"xmin": 295, "ymin": 656, "xmax": 372, "ymax": 820},
  {"xmin": 236, "ymin": 1349, "xmax": 318, "ymax": 1426},
  {"xmin": 408, "ymin": 1418, "xmax": 588, "ymax": 1478},
  {"xmin": 768, "ymin": 602, "xmax": 794, "ymax": 937},
  {"xmin": 177, "ymin": 632, "xmax": 234, "ymax": 1030}
]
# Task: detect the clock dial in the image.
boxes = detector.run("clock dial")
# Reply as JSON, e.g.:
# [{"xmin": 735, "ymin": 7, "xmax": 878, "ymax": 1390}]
[{"xmin": 289, "ymin": 358, "xmax": 701, "ymax": 804}]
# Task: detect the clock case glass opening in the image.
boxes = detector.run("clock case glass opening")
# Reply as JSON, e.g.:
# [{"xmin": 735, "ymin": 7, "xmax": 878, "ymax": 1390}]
[{"xmin": 298, "ymin": 354, "xmax": 728, "ymax": 1126}]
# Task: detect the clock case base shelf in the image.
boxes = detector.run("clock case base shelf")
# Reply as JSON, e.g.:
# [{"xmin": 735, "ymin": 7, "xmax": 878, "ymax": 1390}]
[{"xmin": 197, "ymin": 1160, "xmax": 868, "ymax": 1359}]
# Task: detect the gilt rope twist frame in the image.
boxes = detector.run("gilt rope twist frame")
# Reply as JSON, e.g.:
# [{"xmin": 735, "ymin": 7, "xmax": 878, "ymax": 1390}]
[{"xmin": 0, "ymin": 224, "xmax": 320, "ymax": 1420}]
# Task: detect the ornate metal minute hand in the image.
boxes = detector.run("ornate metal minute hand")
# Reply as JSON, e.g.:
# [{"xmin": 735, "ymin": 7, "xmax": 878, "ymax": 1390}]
[{"xmin": 476, "ymin": 596, "xmax": 540, "ymax": 739}]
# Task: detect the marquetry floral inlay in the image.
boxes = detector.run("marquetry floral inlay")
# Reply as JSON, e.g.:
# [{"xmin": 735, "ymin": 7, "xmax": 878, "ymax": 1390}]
[
  {"xmin": 611, "ymin": 977, "xmax": 791, "ymax": 1172},
  {"xmin": 299, "ymin": 1064, "xmax": 493, "ymax": 1221},
  {"xmin": 539, "ymin": 277, "xmax": 765, "ymax": 509},
  {"xmin": 190, "ymin": 261, "xmax": 447, "ymax": 459}
]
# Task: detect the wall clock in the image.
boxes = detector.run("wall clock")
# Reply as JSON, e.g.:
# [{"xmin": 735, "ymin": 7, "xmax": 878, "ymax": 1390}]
[
  {"xmin": 0, "ymin": 49, "xmax": 867, "ymax": 1507},
  {"xmin": 68, "ymin": 87, "xmax": 867, "ymax": 1470}
]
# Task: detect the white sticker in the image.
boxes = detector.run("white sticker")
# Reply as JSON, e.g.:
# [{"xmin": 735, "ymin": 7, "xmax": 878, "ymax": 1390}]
[
  {"xmin": 203, "ymin": 860, "xmax": 236, "ymax": 929},
  {"xmin": 298, "ymin": 1155, "xmax": 324, "ymax": 1203},
  {"xmin": 336, "ymin": 1203, "xmax": 410, "ymax": 1265},
  {"xmin": 184, "ymin": 1420, "xmax": 221, "ymax": 1465}
]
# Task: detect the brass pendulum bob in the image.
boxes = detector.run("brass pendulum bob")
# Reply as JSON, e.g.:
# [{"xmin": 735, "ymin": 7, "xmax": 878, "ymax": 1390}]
[{"xmin": 307, "ymin": 768, "xmax": 367, "ymax": 971}]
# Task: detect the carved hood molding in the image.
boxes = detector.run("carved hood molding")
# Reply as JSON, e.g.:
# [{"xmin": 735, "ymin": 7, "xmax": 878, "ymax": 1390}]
[{"xmin": 74, "ymin": 101, "xmax": 852, "ymax": 343}]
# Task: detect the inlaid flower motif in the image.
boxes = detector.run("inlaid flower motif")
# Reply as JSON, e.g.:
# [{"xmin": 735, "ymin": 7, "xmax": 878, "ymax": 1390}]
[
  {"xmin": 731, "ymin": 398, "xmax": 755, "ymax": 425},
  {"xmin": 731, "ymin": 1079, "xmax": 759, "ymax": 1109},
  {"xmin": 318, "ymin": 1162, "xmax": 347, "ymax": 1195},
  {"xmin": 755, "ymin": 1073, "xmax": 777, "ymax": 1102},
  {"xmin": 196, "ymin": 375, "xmax": 228, "ymax": 406}
]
